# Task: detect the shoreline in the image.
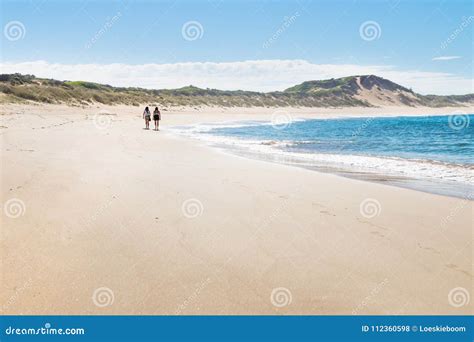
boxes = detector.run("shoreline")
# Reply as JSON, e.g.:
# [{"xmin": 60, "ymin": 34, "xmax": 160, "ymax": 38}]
[
  {"xmin": 167, "ymin": 115, "xmax": 473, "ymax": 200},
  {"xmin": 1, "ymin": 103, "xmax": 472, "ymax": 315},
  {"xmin": 200, "ymin": 145, "xmax": 474, "ymax": 200}
]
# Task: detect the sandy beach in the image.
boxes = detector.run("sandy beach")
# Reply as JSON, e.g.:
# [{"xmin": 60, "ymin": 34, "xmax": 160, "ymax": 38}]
[{"xmin": 0, "ymin": 103, "xmax": 472, "ymax": 315}]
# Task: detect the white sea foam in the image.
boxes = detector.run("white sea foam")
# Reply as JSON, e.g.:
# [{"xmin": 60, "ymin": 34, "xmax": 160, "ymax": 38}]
[
  {"xmin": 170, "ymin": 121, "xmax": 264, "ymax": 134},
  {"xmin": 170, "ymin": 121, "xmax": 474, "ymax": 194},
  {"xmin": 170, "ymin": 118, "xmax": 307, "ymax": 135}
]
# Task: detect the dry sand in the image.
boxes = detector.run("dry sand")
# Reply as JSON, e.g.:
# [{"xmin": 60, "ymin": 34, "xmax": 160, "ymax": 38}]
[{"xmin": 0, "ymin": 104, "xmax": 472, "ymax": 315}]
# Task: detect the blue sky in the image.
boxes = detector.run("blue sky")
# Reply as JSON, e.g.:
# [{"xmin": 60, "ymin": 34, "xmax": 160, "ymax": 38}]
[{"xmin": 1, "ymin": 0, "xmax": 473, "ymax": 94}]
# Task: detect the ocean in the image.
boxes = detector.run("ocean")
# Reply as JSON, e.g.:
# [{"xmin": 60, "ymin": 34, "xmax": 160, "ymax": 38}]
[{"xmin": 171, "ymin": 114, "xmax": 474, "ymax": 199}]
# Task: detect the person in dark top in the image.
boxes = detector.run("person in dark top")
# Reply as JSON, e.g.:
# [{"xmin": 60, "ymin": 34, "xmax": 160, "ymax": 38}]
[{"xmin": 153, "ymin": 107, "xmax": 161, "ymax": 131}]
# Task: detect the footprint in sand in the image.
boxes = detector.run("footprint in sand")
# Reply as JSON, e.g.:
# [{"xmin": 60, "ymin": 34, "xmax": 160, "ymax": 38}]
[
  {"xmin": 320, "ymin": 210, "xmax": 336, "ymax": 217},
  {"xmin": 417, "ymin": 243, "xmax": 441, "ymax": 255},
  {"xmin": 370, "ymin": 231, "xmax": 385, "ymax": 238},
  {"xmin": 356, "ymin": 217, "xmax": 388, "ymax": 230},
  {"xmin": 445, "ymin": 263, "xmax": 471, "ymax": 277}
]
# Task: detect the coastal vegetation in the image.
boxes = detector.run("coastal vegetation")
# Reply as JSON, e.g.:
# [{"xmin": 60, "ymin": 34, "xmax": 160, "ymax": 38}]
[{"xmin": 0, "ymin": 73, "xmax": 472, "ymax": 108}]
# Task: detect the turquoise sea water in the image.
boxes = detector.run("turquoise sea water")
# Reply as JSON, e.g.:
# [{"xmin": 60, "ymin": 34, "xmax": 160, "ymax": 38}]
[{"xmin": 172, "ymin": 115, "xmax": 473, "ymax": 198}]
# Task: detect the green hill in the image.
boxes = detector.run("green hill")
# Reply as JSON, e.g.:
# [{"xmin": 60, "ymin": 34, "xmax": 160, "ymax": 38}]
[{"xmin": 0, "ymin": 73, "xmax": 472, "ymax": 108}]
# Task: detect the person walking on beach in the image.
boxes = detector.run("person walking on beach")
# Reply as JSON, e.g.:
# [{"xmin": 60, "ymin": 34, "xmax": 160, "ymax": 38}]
[
  {"xmin": 153, "ymin": 107, "xmax": 161, "ymax": 131},
  {"xmin": 143, "ymin": 106, "xmax": 151, "ymax": 129}
]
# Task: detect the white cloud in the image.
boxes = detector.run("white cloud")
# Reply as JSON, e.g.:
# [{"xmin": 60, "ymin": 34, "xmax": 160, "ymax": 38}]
[
  {"xmin": 432, "ymin": 56, "xmax": 462, "ymax": 61},
  {"xmin": 0, "ymin": 59, "xmax": 472, "ymax": 95}
]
